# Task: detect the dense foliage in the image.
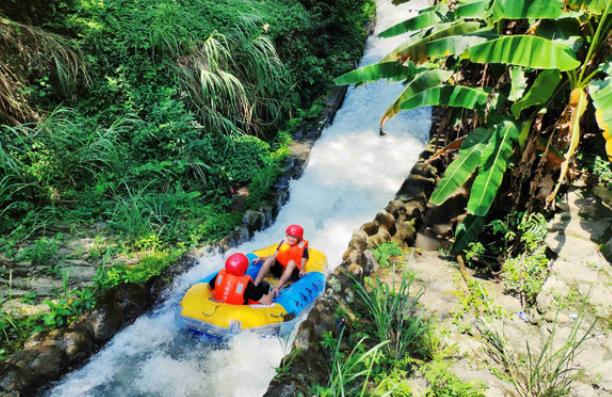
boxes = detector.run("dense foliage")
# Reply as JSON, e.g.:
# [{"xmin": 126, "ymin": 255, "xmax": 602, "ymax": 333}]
[
  {"xmin": 337, "ymin": 0, "xmax": 611, "ymax": 258},
  {"xmin": 0, "ymin": 0, "xmax": 373, "ymax": 359},
  {"xmin": 0, "ymin": 0, "xmax": 373, "ymax": 250}
]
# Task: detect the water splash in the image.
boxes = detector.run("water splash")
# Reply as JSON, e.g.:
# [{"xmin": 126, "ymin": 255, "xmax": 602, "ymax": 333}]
[{"xmin": 48, "ymin": 0, "xmax": 431, "ymax": 395}]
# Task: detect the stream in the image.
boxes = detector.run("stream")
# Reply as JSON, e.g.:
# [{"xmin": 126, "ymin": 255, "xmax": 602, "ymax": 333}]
[{"xmin": 47, "ymin": 0, "xmax": 430, "ymax": 395}]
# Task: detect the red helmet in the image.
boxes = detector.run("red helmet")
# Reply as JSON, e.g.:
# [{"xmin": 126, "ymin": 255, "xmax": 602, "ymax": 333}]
[
  {"xmin": 225, "ymin": 253, "xmax": 249, "ymax": 276},
  {"xmin": 285, "ymin": 224, "xmax": 304, "ymax": 239}
]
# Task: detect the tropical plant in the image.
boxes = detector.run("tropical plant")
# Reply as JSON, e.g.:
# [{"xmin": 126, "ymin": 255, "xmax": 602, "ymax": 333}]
[
  {"xmin": 353, "ymin": 272, "xmax": 428, "ymax": 361},
  {"xmin": 313, "ymin": 329, "xmax": 388, "ymax": 397},
  {"xmin": 336, "ymin": 0, "xmax": 612, "ymax": 251},
  {"xmin": 0, "ymin": 14, "xmax": 88, "ymax": 124}
]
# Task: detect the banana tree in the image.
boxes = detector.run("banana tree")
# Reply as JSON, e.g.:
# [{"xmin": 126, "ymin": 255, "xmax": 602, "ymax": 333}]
[{"xmin": 336, "ymin": 0, "xmax": 611, "ymax": 251}]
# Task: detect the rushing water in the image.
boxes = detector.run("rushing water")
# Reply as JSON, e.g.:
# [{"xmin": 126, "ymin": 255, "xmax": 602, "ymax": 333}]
[{"xmin": 48, "ymin": 1, "xmax": 431, "ymax": 395}]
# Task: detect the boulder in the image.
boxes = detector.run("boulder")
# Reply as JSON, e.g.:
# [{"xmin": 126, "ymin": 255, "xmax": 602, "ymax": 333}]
[
  {"xmin": 374, "ymin": 210, "xmax": 395, "ymax": 231},
  {"xmin": 103, "ymin": 283, "xmax": 150, "ymax": 322},
  {"xmin": 60, "ymin": 328, "xmax": 94, "ymax": 365},
  {"xmin": 88, "ymin": 302, "xmax": 125, "ymax": 343},
  {"xmin": 243, "ymin": 209, "xmax": 266, "ymax": 235}
]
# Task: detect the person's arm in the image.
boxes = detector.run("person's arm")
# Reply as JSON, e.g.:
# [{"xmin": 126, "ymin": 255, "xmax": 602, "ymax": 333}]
[
  {"xmin": 208, "ymin": 274, "xmax": 217, "ymax": 289},
  {"xmin": 299, "ymin": 247, "xmax": 309, "ymax": 275},
  {"xmin": 299, "ymin": 258, "xmax": 307, "ymax": 276}
]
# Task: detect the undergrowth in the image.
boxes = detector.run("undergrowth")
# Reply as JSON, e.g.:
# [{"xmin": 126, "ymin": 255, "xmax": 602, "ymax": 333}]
[{"xmin": 0, "ymin": 0, "xmax": 373, "ymax": 361}]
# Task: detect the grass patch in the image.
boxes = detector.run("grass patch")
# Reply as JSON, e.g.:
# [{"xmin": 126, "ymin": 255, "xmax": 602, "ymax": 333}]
[{"xmin": 479, "ymin": 314, "xmax": 594, "ymax": 397}]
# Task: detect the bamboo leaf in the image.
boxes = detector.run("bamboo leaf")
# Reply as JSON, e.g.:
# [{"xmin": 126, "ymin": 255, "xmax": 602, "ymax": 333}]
[
  {"xmin": 547, "ymin": 89, "xmax": 588, "ymax": 206},
  {"xmin": 511, "ymin": 70, "xmax": 562, "ymax": 117},
  {"xmin": 588, "ymin": 69, "xmax": 612, "ymax": 161},
  {"xmin": 451, "ymin": 215, "xmax": 485, "ymax": 255},
  {"xmin": 508, "ymin": 67, "xmax": 528, "ymax": 102},
  {"xmin": 399, "ymin": 85, "xmax": 489, "ymax": 112},
  {"xmin": 335, "ymin": 62, "xmax": 415, "ymax": 86},
  {"xmin": 467, "ymin": 120, "xmax": 519, "ymax": 216},
  {"xmin": 465, "ymin": 35, "xmax": 581, "ymax": 71},
  {"xmin": 381, "ymin": 69, "xmax": 452, "ymax": 127},
  {"xmin": 430, "ymin": 128, "xmax": 492, "ymax": 205},
  {"xmin": 383, "ymin": 21, "xmax": 482, "ymax": 62},
  {"xmin": 490, "ymin": 0, "xmax": 564, "ymax": 21},
  {"xmin": 378, "ymin": 11, "xmax": 446, "ymax": 38}
]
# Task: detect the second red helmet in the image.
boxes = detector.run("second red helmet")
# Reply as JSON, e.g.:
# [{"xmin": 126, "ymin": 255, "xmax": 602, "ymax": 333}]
[
  {"xmin": 225, "ymin": 253, "xmax": 249, "ymax": 276},
  {"xmin": 285, "ymin": 224, "xmax": 304, "ymax": 239}
]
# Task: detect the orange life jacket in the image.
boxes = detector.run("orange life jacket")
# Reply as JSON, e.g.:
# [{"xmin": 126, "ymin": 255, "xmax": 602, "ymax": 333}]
[
  {"xmin": 276, "ymin": 239, "xmax": 309, "ymax": 270},
  {"xmin": 213, "ymin": 269, "xmax": 252, "ymax": 305}
]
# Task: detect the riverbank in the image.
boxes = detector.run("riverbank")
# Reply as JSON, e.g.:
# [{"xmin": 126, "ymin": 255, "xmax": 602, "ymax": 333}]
[
  {"xmin": 0, "ymin": 0, "xmax": 375, "ymax": 393},
  {"xmin": 42, "ymin": 0, "xmax": 432, "ymax": 393},
  {"xmin": 264, "ymin": 125, "xmax": 612, "ymax": 397}
]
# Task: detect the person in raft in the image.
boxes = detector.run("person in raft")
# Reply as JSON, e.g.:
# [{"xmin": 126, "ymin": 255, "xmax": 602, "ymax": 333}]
[
  {"xmin": 253, "ymin": 224, "xmax": 309, "ymax": 297},
  {"xmin": 209, "ymin": 253, "xmax": 273, "ymax": 305}
]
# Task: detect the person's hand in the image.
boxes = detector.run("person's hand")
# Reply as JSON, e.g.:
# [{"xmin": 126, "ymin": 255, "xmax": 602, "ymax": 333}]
[
  {"xmin": 253, "ymin": 257, "xmax": 262, "ymax": 264},
  {"xmin": 272, "ymin": 287, "xmax": 280, "ymax": 297},
  {"xmin": 299, "ymin": 269, "xmax": 306, "ymax": 277}
]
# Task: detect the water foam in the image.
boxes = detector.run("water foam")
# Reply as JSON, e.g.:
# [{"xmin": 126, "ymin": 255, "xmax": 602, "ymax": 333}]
[{"xmin": 48, "ymin": 1, "xmax": 431, "ymax": 395}]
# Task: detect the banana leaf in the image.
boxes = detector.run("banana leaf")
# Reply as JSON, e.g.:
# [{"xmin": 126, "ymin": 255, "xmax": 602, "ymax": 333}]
[
  {"xmin": 511, "ymin": 69, "xmax": 562, "ymax": 117},
  {"xmin": 588, "ymin": 70, "xmax": 612, "ymax": 161},
  {"xmin": 490, "ymin": 0, "xmax": 563, "ymax": 21},
  {"xmin": 467, "ymin": 120, "xmax": 519, "ymax": 216},
  {"xmin": 451, "ymin": 215, "xmax": 485, "ymax": 255},
  {"xmin": 453, "ymin": 0, "xmax": 490, "ymax": 18},
  {"xmin": 417, "ymin": 34, "xmax": 492, "ymax": 63},
  {"xmin": 465, "ymin": 35, "xmax": 581, "ymax": 71},
  {"xmin": 508, "ymin": 67, "xmax": 528, "ymax": 102},
  {"xmin": 335, "ymin": 62, "xmax": 414, "ymax": 86},
  {"xmin": 383, "ymin": 21, "xmax": 482, "ymax": 62},
  {"xmin": 567, "ymin": 0, "xmax": 609, "ymax": 14},
  {"xmin": 380, "ymin": 69, "xmax": 452, "ymax": 127},
  {"xmin": 378, "ymin": 11, "xmax": 446, "ymax": 38},
  {"xmin": 430, "ymin": 128, "xmax": 492, "ymax": 205},
  {"xmin": 399, "ymin": 85, "xmax": 489, "ymax": 112}
]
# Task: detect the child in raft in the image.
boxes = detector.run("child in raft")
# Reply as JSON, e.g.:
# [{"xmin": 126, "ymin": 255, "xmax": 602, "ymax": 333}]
[
  {"xmin": 253, "ymin": 224, "xmax": 309, "ymax": 297},
  {"xmin": 209, "ymin": 253, "xmax": 274, "ymax": 305}
]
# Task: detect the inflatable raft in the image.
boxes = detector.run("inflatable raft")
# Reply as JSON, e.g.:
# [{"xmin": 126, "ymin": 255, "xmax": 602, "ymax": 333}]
[{"xmin": 179, "ymin": 244, "xmax": 326, "ymax": 337}]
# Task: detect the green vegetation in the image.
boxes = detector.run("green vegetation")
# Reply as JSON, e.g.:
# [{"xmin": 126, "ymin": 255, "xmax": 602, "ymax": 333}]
[
  {"xmin": 480, "ymin": 315, "xmax": 594, "ymax": 397},
  {"xmin": 422, "ymin": 360, "xmax": 485, "ymax": 397},
  {"xmin": 336, "ymin": 0, "xmax": 612, "ymax": 256},
  {"xmin": 0, "ymin": 0, "xmax": 374, "ymax": 361},
  {"xmin": 353, "ymin": 273, "xmax": 427, "ymax": 361},
  {"xmin": 311, "ymin": 271, "xmax": 488, "ymax": 395},
  {"xmin": 372, "ymin": 241, "xmax": 404, "ymax": 268}
]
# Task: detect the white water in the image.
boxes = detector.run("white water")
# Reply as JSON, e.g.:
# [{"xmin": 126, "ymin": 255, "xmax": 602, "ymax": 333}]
[{"xmin": 48, "ymin": 1, "xmax": 431, "ymax": 395}]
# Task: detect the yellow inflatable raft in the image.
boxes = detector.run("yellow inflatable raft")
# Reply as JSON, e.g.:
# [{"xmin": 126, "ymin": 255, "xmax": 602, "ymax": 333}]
[{"xmin": 179, "ymin": 244, "xmax": 326, "ymax": 337}]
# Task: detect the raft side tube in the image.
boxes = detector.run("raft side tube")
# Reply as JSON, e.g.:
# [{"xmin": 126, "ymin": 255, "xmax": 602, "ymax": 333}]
[{"xmin": 275, "ymin": 272, "xmax": 325, "ymax": 316}]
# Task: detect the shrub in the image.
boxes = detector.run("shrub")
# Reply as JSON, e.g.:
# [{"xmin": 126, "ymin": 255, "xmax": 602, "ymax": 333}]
[
  {"xmin": 502, "ymin": 247, "xmax": 549, "ymax": 306},
  {"xmin": 422, "ymin": 360, "xmax": 485, "ymax": 397},
  {"xmin": 353, "ymin": 272, "xmax": 429, "ymax": 361},
  {"xmin": 372, "ymin": 242, "xmax": 403, "ymax": 268}
]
